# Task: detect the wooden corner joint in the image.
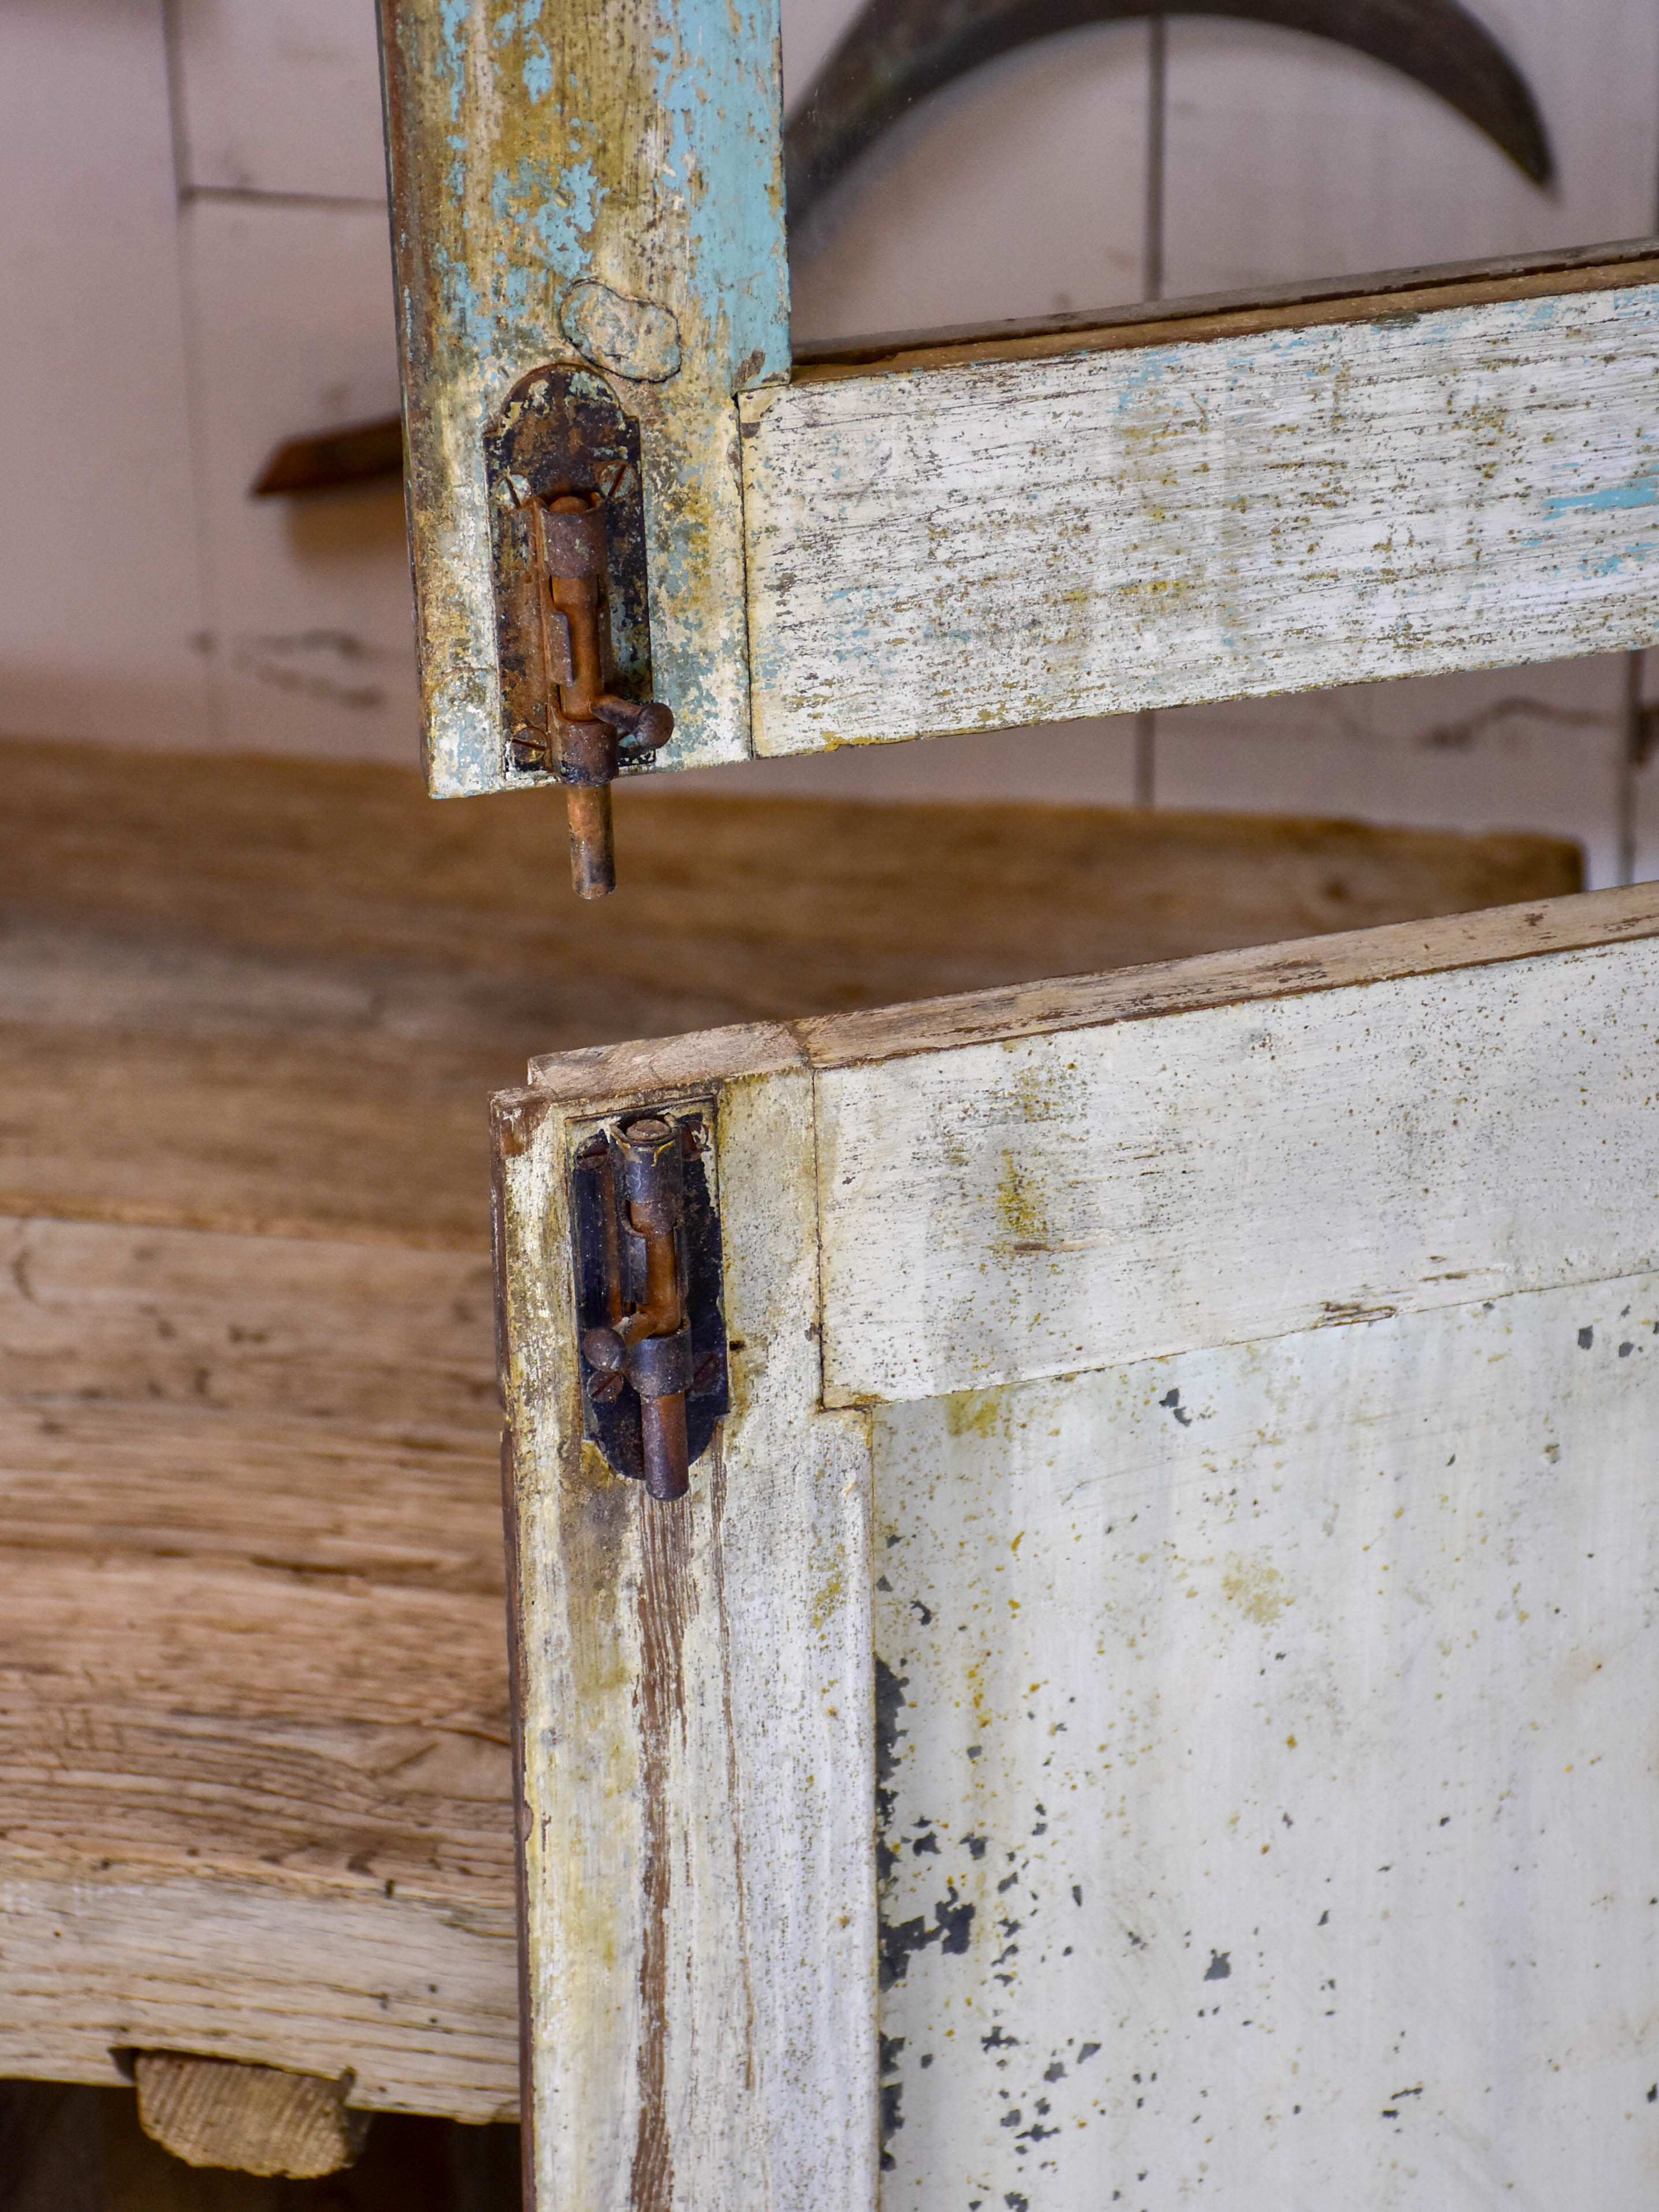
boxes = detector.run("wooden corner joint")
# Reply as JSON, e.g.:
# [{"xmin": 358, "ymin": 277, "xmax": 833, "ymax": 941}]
[{"xmin": 133, "ymin": 2051, "xmax": 370, "ymax": 2178}]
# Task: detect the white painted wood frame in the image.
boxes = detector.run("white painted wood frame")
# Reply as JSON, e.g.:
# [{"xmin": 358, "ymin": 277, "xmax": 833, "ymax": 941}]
[
  {"xmin": 496, "ymin": 881, "xmax": 1659, "ymax": 2209},
  {"xmin": 747, "ymin": 244, "xmax": 1659, "ymax": 757},
  {"xmin": 381, "ymin": 3, "xmax": 1659, "ymax": 799}
]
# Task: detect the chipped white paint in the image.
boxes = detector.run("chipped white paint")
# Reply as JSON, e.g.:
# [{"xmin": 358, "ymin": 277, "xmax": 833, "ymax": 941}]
[
  {"xmin": 379, "ymin": 0, "xmax": 790, "ymax": 795},
  {"xmin": 496, "ymin": 1073, "xmax": 875, "ymax": 2211},
  {"xmin": 814, "ymin": 932, "xmax": 1659, "ymax": 1406},
  {"xmin": 742, "ymin": 274, "xmax": 1659, "ymax": 755},
  {"xmin": 505, "ymin": 887, "xmax": 1659, "ymax": 2209},
  {"xmin": 873, "ymin": 1274, "xmax": 1659, "ymax": 2207}
]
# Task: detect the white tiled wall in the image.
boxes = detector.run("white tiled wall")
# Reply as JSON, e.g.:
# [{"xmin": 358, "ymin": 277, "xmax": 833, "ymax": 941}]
[
  {"xmin": 2, "ymin": 0, "xmax": 1656, "ymax": 878},
  {"xmin": 181, "ymin": 195, "xmax": 416, "ymax": 760},
  {"xmin": 0, "ymin": 1, "xmax": 209, "ymax": 753},
  {"xmin": 786, "ymin": 20, "xmax": 1150, "ymax": 343},
  {"xmin": 168, "ymin": 0, "xmax": 389, "ymax": 203},
  {"xmin": 1162, "ymin": 1, "xmax": 1659, "ymax": 299}
]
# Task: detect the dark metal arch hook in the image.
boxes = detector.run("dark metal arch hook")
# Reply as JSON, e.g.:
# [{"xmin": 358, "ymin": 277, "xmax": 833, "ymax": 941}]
[{"xmin": 784, "ymin": 0, "xmax": 1554, "ymax": 229}]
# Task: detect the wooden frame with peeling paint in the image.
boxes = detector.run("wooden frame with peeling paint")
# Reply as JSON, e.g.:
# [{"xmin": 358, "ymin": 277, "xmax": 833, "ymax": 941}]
[
  {"xmin": 377, "ymin": 0, "xmax": 791, "ymax": 797},
  {"xmin": 378, "ymin": 0, "xmax": 1659, "ymax": 801},
  {"xmin": 496, "ymin": 880, "xmax": 1659, "ymax": 2208}
]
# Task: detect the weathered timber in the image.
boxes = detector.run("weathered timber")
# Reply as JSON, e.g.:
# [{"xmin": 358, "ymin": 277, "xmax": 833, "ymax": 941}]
[
  {"xmin": 0, "ymin": 734, "xmax": 1579, "ymax": 2121},
  {"xmin": 790, "ymin": 237, "xmax": 1659, "ymax": 379},
  {"xmin": 500, "ymin": 879, "xmax": 1659, "ymax": 2210},
  {"xmin": 378, "ymin": 0, "xmax": 790, "ymax": 796},
  {"xmin": 869, "ymin": 1272, "xmax": 1659, "ymax": 2207},
  {"xmin": 743, "ymin": 262, "xmax": 1659, "ymax": 754},
  {"xmin": 0, "ymin": 738, "xmax": 1579, "ymax": 1242}
]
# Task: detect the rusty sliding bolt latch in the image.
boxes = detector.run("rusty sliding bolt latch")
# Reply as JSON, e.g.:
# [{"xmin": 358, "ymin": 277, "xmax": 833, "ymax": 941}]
[
  {"xmin": 571, "ymin": 1110, "xmax": 729, "ymax": 1500},
  {"xmin": 509, "ymin": 484, "xmax": 674, "ymax": 898},
  {"xmin": 486, "ymin": 365, "xmax": 668, "ymax": 898}
]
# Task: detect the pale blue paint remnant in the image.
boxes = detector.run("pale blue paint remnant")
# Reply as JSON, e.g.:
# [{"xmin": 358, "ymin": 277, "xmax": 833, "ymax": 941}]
[
  {"xmin": 1545, "ymin": 472, "xmax": 1659, "ymax": 520},
  {"xmin": 437, "ymin": 0, "xmax": 471, "ymax": 122},
  {"xmin": 651, "ymin": 0, "xmax": 789, "ymax": 388},
  {"xmin": 490, "ymin": 0, "xmax": 550, "ymax": 98},
  {"xmin": 482, "ymin": 155, "xmax": 600, "ymax": 273},
  {"xmin": 423, "ymin": 156, "xmax": 601, "ymax": 368},
  {"xmin": 522, "ymin": 46, "xmax": 552, "ymax": 101},
  {"xmin": 1583, "ymin": 540, "xmax": 1657, "ymax": 578}
]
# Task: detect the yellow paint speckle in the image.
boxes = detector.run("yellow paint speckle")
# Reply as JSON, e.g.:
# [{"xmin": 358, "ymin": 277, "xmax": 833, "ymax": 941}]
[{"xmin": 1222, "ymin": 1554, "xmax": 1289, "ymax": 1627}]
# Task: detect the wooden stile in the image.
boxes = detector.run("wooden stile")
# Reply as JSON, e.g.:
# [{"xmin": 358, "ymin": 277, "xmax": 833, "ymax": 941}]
[{"xmin": 378, "ymin": 0, "xmax": 790, "ymax": 795}]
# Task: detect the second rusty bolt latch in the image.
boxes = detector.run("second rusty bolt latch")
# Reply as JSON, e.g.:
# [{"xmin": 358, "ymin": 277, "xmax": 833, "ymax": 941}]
[{"xmin": 572, "ymin": 1109, "xmax": 729, "ymax": 1501}]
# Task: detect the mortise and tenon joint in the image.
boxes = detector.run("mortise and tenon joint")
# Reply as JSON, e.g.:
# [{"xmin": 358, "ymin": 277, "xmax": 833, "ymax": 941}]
[{"xmin": 572, "ymin": 1109, "xmax": 729, "ymax": 1500}]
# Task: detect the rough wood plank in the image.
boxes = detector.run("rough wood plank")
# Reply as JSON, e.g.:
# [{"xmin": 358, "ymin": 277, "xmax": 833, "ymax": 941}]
[
  {"xmin": 0, "ymin": 1861, "xmax": 516, "ymax": 2120},
  {"xmin": 814, "ymin": 928, "xmax": 1659, "ymax": 1404},
  {"xmin": 0, "ymin": 735, "xmax": 1592, "ymax": 2130},
  {"xmin": 496, "ymin": 1076, "xmax": 875, "ymax": 2210},
  {"xmin": 508, "ymin": 906, "xmax": 1659, "ymax": 2206},
  {"xmin": 0, "ymin": 1215, "xmax": 517, "ymax": 2117},
  {"xmin": 378, "ymin": 0, "xmax": 790, "ymax": 795},
  {"xmin": 1, "ymin": 737, "xmax": 1576, "ymax": 1244},
  {"xmin": 798, "ymin": 877, "xmax": 1659, "ymax": 1069},
  {"xmin": 872, "ymin": 1271, "xmax": 1659, "ymax": 2206},
  {"xmin": 743, "ymin": 278, "xmax": 1659, "ymax": 754},
  {"xmin": 133, "ymin": 2053, "xmax": 366, "ymax": 2178}
]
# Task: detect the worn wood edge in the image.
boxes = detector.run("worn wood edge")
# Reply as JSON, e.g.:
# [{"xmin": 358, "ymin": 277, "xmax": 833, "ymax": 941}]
[
  {"xmin": 520, "ymin": 1022, "xmax": 808, "ymax": 1107},
  {"xmin": 491, "ymin": 1073, "xmax": 880, "ymax": 2206},
  {"xmin": 134, "ymin": 2053, "xmax": 367, "ymax": 2178},
  {"xmin": 489, "ymin": 1097, "xmax": 596, "ymax": 2203},
  {"xmin": 800, "ymin": 883, "xmax": 1659, "ymax": 1065},
  {"xmin": 378, "ymin": 0, "xmax": 787, "ymax": 795},
  {"xmin": 782, "ymin": 239, "xmax": 1659, "ymax": 386},
  {"xmin": 516, "ymin": 885, "xmax": 1659, "ymax": 1104}
]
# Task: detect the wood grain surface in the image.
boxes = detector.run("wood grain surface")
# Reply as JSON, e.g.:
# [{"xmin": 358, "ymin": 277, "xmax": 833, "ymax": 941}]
[
  {"xmin": 0, "ymin": 739, "xmax": 1578, "ymax": 1246},
  {"xmin": 871, "ymin": 1269, "xmax": 1659, "ymax": 2207},
  {"xmin": 744, "ymin": 276, "xmax": 1659, "ymax": 754},
  {"xmin": 0, "ymin": 734, "xmax": 1582, "ymax": 2121},
  {"xmin": 496, "ymin": 1075, "xmax": 875, "ymax": 2212},
  {"xmin": 814, "ymin": 926, "xmax": 1659, "ymax": 1401}
]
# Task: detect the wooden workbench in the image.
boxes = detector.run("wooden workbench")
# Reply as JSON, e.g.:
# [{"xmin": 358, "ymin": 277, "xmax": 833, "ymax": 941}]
[{"xmin": 0, "ymin": 735, "xmax": 1578, "ymax": 2119}]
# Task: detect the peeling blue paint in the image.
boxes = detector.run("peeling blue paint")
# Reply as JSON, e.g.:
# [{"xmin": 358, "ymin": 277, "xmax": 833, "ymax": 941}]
[
  {"xmin": 388, "ymin": 0, "xmax": 788, "ymax": 793},
  {"xmin": 1545, "ymin": 471, "xmax": 1659, "ymax": 519}
]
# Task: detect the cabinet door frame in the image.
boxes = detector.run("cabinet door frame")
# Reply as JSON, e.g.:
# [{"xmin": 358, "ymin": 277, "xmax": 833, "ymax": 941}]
[{"xmin": 494, "ymin": 879, "xmax": 1659, "ymax": 2209}]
